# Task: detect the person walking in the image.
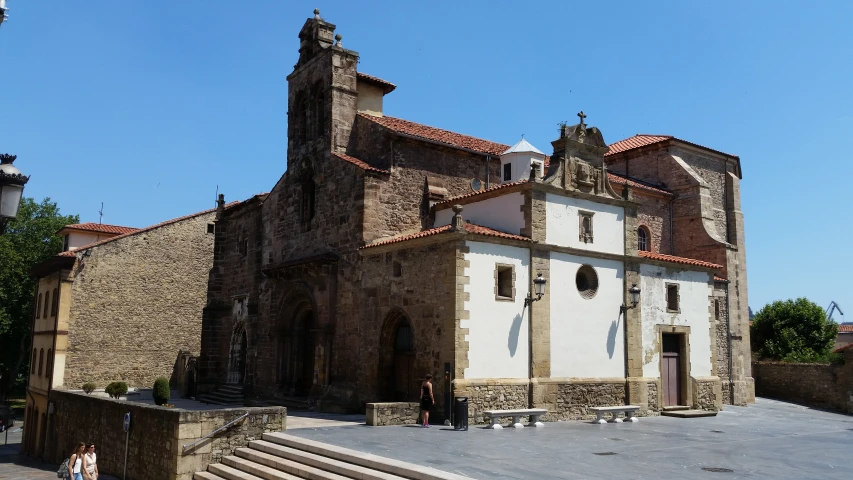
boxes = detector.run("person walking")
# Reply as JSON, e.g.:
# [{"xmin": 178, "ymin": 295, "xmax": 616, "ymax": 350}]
[
  {"xmin": 83, "ymin": 443, "xmax": 98, "ymax": 480},
  {"xmin": 420, "ymin": 374, "xmax": 434, "ymax": 428},
  {"xmin": 68, "ymin": 442, "xmax": 85, "ymax": 480}
]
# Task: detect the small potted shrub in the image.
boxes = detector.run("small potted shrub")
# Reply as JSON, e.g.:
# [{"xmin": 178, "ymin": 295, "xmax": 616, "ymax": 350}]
[
  {"xmin": 105, "ymin": 381, "xmax": 128, "ymax": 399},
  {"xmin": 82, "ymin": 382, "xmax": 96, "ymax": 394},
  {"xmin": 152, "ymin": 377, "xmax": 170, "ymax": 406}
]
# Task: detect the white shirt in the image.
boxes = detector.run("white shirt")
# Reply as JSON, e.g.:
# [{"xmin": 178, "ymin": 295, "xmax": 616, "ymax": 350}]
[{"xmin": 72, "ymin": 455, "xmax": 82, "ymax": 473}]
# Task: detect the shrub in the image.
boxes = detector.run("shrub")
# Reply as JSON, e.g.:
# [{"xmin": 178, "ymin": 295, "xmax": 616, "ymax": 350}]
[
  {"xmin": 104, "ymin": 381, "xmax": 128, "ymax": 399},
  {"xmin": 82, "ymin": 382, "xmax": 96, "ymax": 394},
  {"xmin": 152, "ymin": 377, "xmax": 170, "ymax": 406},
  {"xmin": 751, "ymin": 298, "xmax": 838, "ymax": 362}
]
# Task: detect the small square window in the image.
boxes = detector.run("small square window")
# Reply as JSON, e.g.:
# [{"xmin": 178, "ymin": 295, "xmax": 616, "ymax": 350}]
[
  {"xmin": 393, "ymin": 261, "xmax": 402, "ymax": 278},
  {"xmin": 666, "ymin": 284, "xmax": 679, "ymax": 312},
  {"xmin": 207, "ymin": 223, "xmax": 215, "ymax": 234},
  {"xmin": 495, "ymin": 264, "xmax": 514, "ymax": 300},
  {"xmin": 503, "ymin": 163, "xmax": 512, "ymax": 182}
]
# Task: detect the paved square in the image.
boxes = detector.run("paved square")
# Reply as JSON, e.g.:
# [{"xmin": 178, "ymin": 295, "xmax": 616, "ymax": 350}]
[{"xmin": 288, "ymin": 399, "xmax": 853, "ymax": 479}]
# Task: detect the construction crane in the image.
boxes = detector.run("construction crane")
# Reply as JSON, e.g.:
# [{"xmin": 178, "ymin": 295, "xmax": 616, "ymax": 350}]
[{"xmin": 826, "ymin": 301, "xmax": 844, "ymax": 322}]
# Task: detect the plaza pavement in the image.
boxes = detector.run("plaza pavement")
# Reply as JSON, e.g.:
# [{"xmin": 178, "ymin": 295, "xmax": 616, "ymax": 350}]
[
  {"xmin": 288, "ymin": 398, "xmax": 853, "ymax": 479},
  {"xmin": 0, "ymin": 426, "xmax": 118, "ymax": 480}
]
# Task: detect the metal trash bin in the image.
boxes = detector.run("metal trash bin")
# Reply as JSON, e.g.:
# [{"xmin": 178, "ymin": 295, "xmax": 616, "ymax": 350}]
[{"xmin": 454, "ymin": 396, "xmax": 468, "ymax": 431}]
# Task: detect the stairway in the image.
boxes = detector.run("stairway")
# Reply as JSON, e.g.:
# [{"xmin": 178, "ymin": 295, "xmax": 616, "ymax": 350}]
[
  {"xmin": 193, "ymin": 432, "xmax": 469, "ymax": 480},
  {"xmin": 197, "ymin": 384, "xmax": 245, "ymax": 406}
]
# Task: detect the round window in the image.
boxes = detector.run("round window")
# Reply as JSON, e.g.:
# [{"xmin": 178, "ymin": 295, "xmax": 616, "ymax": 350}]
[{"xmin": 575, "ymin": 265, "xmax": 599, "ymax": 299}]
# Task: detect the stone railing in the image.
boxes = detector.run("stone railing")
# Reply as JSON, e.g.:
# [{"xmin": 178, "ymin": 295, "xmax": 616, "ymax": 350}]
[
  {"xmin": 366, "ymin": 402, "xmax": 420, "ymax": 426},
  {"xmin": 45, "ymin": 389, "xmax": 285, "ymax": 480}
]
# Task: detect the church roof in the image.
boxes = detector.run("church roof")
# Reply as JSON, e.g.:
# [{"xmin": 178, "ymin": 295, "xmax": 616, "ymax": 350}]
[
  {"xmin": 57, "ymin": 222, "xmax": 139, "ymax": 236},
  {"xmin": 502, "ymin": 138, "xmax": 545, "ymax": 156},
  {"xmin": 638, "ymin": 250, "xmax": 722, "ymax": 270},
  {"xmin": 360, "ymin": 222, "xmax": 531, "ymax": 250},
  {"xmin": 607, "ymin": 173, "xmax": 672, "ymax": 196},
  {"xmin": 333, "ymin": 152, "xmax": 389, "ymax": 174},
  {"xmin": 606, "ymin": 134, "xmax": 739, "ymax": 159},
  {"xmin": 359, "ymin": 114, "xmax": 509, "ymax": 156},
  {"xmin": 434, "ymin": 179, "xmax": 528, "ymax": 208},
  {"xmin": 357, "ymin": 72, "xmax": 396, "ymax": 94}
]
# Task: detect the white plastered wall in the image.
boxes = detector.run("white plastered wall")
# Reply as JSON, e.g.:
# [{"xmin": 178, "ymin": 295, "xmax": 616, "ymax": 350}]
[
  {"xmin": 435, "ymin": 192, "xmax": 525, "ymax": 235},
  {"xmin": 545, "ymin": 193, "xmax": 625, "ymax": 255},
  {"xmin": 550, "ymin": 253, "xmax": 625, "ymax": 378},
  {"xmin": 639, "ymin": 264, "xmax": 713, "ymax": 378},
  {"xmin": 462, "ymin": 241, "xmax": 530, "ymax": 379}
]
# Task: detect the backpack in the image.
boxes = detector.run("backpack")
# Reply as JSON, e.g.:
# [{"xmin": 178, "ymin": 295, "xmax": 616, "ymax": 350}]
[{"xmin": 57, "ymin": 456, "xmax": 70, "ymax": 478}]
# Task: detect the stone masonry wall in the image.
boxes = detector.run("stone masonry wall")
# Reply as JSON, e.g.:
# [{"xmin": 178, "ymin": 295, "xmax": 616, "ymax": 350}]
[
  {"xmin": 452, "ymin": 379, "xmax": 528, "ymax": 425},
  {"xmin": 64, "ymin": 210, "xmax": 216, "ymax": 390},
  {"xmin": 537, "ymin": 381, "xmax": 627, "ymax": 421},
  {"xmin": 45, "ymin": 389, "xmax": 284, "ymax": 480},
  {"xmin": 365, "ymin": 402, "xmax": 420, "ymax": 426},
  {"xmin": 634, "ymin": 191, "xmax": 672, "ymax": 254},
  {"xmin": 713, "ymin": 283, "xmax": 732, "ymax": 404},
  {"xmin": 753, "ymin": 350, "xmax": 853, "ymax": 414}
]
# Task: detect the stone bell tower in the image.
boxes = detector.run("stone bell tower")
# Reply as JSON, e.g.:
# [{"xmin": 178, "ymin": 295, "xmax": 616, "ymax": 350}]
[
  {"xmin": 287, "ymin": 9, "xmax": 359, "ymax": 168},
  {"xmin": 544, "ymin": 111, "xmax": 619, "ymax": 198}
]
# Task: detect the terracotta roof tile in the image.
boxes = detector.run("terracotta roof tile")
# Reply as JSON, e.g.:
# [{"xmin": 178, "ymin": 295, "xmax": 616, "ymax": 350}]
[
  {"xmin": 359, "ymin": 114, "xmax": 509, "ymax": 156},
  {"xmin": 357, "ymin": 72, "xmax": 396, "ymax": 94},
  {"xmin": 838, "ymin": 324, "xmax": 853, "ymax": 333},
  {"xmin": 607, "ymin": 173, "xmax": 672, "ymax": 196},
  {"xmin": 606, "ymin": 134, "xmax": 739, "ymax": 159},
  {"xmin": 333, "ymin": 152, "xmax": 389, "ymax": 174},
  {"xmin": 434, "ymin": 180, "xmax": 528, "ymax": 208},
  {"xmin": 833, "ymin": 342, "xmax": 853, "ymax": 353},
  {"xmin": 58, "ymin": 223, "xmax": 139, "ymax": 235},
  {"xmin": 360, "ymin": 222, "xmax": 530, "ymax": 250},
  {"xmin": 638, "ymin": 250, "xmax": 722, "ymax": 270},
  {"xmin": 57, "ymin": 202, "xmax": 240, "ymax": 257},
  {"xmin": 713, "ymin": 276, "xmax": 728, "ymax": 282}
]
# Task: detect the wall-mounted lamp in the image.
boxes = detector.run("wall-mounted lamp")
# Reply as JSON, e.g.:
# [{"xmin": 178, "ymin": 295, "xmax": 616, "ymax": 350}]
[
  {"xmin": 525, "ymin": 273, "xmax": 547, "ymax": 307},
  {"xmin": 620, "ymin": 284, "xmax": 641, "ymax": 314}
]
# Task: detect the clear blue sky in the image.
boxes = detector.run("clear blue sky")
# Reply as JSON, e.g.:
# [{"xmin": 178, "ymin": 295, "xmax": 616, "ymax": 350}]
[{"xmin": 2, "ymin": 1, "xmax": 850, "ymax": 318}]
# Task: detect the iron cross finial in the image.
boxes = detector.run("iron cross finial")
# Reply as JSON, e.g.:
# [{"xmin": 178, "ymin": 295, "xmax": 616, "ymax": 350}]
[{"xmin": 577, "ymin": 111, "xmax": 587, "ymax": 126}]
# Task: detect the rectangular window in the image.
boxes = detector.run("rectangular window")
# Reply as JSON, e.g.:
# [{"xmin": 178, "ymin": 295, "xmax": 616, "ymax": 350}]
[
  {"xmin": 393, "ymin": 261, "xmax": 402, "ymax": 278},
  {"xmin": 579, "ymin": 211, "xmax": 594, "ymax": 243},
  {"xmin": 503, "ymin": 163, "xmax": 512, "ymax": 182},
  {"xmin": 207, "ymin": 223, "xmax": 215, "ymax": 234},
  {"xmin": 714, "ymin": 299, "xmax": 720, "ymax": 320},
  {"xmin": 666, "ymin": 284, "xmax": 679, "ymax": 312},
  {"xmin": 36, "ymin": 293, "xmax": 42, "ymax": 319},
  {"xmin": 62, "ymin": 235, "xmax": 69, "ymax": 252},
  {"xmin": 495, "ymin": 264, "xmax": 514, "ymax": 300}
]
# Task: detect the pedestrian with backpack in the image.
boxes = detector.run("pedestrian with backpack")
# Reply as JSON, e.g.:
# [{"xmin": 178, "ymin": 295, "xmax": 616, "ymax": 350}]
[{"xmin": 60, "ymin": 442, "xmax": 86, "ymax": 480}]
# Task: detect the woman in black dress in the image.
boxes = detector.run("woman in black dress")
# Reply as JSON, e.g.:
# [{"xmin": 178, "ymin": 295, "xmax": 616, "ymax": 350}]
[{"xmin": 420, "ymin": 374, "xmax": 434, "ymax": 428}]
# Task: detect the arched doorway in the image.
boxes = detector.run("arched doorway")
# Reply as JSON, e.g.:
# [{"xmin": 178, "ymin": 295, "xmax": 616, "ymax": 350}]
[
  {"xmin": 379, "ymin": 309, "xmax": 416, "ymax": 401},
  {"xmin": 276, "ymin": 298, "xmax": 317, "ymax": 397},
  {"xmin": 226, "ymin": 322, "xmax": 247, "ymax": 385}
]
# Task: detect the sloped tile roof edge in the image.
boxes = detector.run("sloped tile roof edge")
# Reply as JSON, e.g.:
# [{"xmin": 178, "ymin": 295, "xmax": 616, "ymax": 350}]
[
  {"xmin": 638, "ymin": 250, "xmax": 722, "ymax": 270},
  {"xmin": 434, "ymin": 180, "xmax": 528, "ymax": 208},
  {"xmin": 607, "ymin": 173, "xmax": 672, "ymax": 196},
  {"xmin": 57, "ymin": 223, "xmax": 139, "ymax": 235},
  {"xmin": 360, "ymin": 222, "xmax": 530, "ymax": 250},
  {"xmin": 57, "ymin": 201, "xmax": 241, "ymax": 257},
  {"xmin": 333, "ymin": 152, "xmax": 390, "ymax": 174},
  {"xmin": 357, "ymin": 72, "xmax": 396, "ymax": 94},
  {"xmin": 606, "ymin": 134, "xmax": 739, "ymax": 159},
  {"xmin": 358, "ymin": 113, "xmax": 509, "ymax": 156}
]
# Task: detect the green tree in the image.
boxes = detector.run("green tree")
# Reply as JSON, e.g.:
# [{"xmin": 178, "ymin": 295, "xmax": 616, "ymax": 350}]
[
  {"xmin": 750, "ymin": 298, "xmax": 838, "ymax": 362},
  {"xmin": 0, "ymin": 198, "xmax": 78, "ymax": 400}
]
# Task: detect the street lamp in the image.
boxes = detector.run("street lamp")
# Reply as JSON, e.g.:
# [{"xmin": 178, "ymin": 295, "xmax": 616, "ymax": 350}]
[
  {"xmin": 620, "ymin": 284, "xmax": 641, "ymax": 314},
  {"xmin": 0, "ymin": 154, "xmax": 30, "ymax": 232},
  {"xmin": 524, "ymin": 273, "xmax": 547, "ymax": 307}
]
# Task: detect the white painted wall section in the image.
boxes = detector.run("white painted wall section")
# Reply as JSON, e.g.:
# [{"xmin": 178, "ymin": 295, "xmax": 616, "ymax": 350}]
[
  {"xmin": 545, "ymin": 193, "xmax": 625, "ymax": 255},
  {"xmin": 639, "ymin": 264, "xmax": 713, "ymax": 378},
  {"xmin": 549, "ymin": 253, "xmax": 625, "ymax": 378},
  {"xmin": 462, "ymin": 241, "xmax": 530, "ymax": 379},
  {"xmin": 435, "ymin": 192, "xmax": 525, "ymax": 235}
]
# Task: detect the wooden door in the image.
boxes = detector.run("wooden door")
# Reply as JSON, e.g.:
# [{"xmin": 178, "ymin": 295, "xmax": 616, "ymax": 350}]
[
  {"xmin": 393, "ymin": 353, "xmax": 414, "ymax": 401},
  {"xmin": 662, "ymin": 334, "xmax": 681, "ymax": 406}
]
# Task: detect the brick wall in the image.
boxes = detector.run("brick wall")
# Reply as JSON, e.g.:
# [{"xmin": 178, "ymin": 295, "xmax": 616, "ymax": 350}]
[
  {"xmin": 45, "ymin": 390, "xmax": 284, "ymax": 480},
  {"xmin": 753, "ymin": 349, "xmax": 853, "ymax": 414},
  {"xmin": 64, "ymin": 211, "xmax": 216, "ymax": 389}
]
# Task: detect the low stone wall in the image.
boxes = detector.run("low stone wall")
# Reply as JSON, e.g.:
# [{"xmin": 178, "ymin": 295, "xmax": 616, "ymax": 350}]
[
  {"xmin": 753, "ymin": 349, "xmax": 853, "ymax": 414},
  {"xmin": 452, "ymin": 378, "xmax": 528, "ymax": 424},
  {"xmin": 692, "ymin": 376, "xmax": 723, "ymax": 411},
  {"xmin": 45, "ymin": 390, "xmax": 285, "ymax": 480},
  {"xmin": 365, "ymin": 402, "xmax": 420, "ymax": 426},
  {"xmin": 535, "ymin": 378, "xmax": 627, "ymax": 421}
]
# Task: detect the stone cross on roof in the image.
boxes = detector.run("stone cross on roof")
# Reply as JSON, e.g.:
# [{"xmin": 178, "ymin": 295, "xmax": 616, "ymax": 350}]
[{"xmin": 577, "ymin": 111, "xmax": 587, "ymax": 127}]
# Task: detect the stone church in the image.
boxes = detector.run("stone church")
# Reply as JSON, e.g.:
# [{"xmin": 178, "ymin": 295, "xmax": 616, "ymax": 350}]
[{"xmin": 197, "ymin": 10, "xmax": 753, "ymax": 420}]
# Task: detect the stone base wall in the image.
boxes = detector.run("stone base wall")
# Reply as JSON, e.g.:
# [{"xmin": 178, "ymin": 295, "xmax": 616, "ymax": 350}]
[
  {"xmin": 452, "ymin": 379, "xmax": 528, "ymax": 424},
  {"xmin": 753, "ymin": 352, "xmax": 853, "ymax": 413},
  {"xmin": 535, "ymin": 379, "xmax": 627, "ymax": 421},
  {"xmin": 365, "ymin": 402, "xmax": 420, "ymax": 426},
  {"xmin": 692, "ymin": 376, "xmax": 723, "ymax": 411},
  {"xmin": 46, "ymin": 390, "xmax": 285, "ymax": 480}
]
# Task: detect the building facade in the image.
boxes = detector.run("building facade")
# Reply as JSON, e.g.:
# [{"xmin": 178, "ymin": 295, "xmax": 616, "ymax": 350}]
[
  {"xmin": 23, "ymin": 208, "xmax": 220, "ymax": 457},
  {"xmin": 197, "ymin": 11, "xmax": 753, "ymax": 419}
]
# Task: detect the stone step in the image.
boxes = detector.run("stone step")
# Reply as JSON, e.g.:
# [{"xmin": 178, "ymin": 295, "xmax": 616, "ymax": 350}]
[
  {"xmin": 222, "ymin": 455, "xmax": 304, "ymax": 480},
  {"xmin": 661, "ymin": 405, "xmax": 691, "ymax": 411},
  {"xmin": 246, "ymin": 440, "xmax": 407, "ymax": 480},
  {"xmin": 198, "ymin": 393, "xmax": 243, "ymax": 405},
  {"xmin": 219, "ymin": 385, "xmax": 245, "ymax": 394},
  {"xmin": 209, "ymin": 462, "xmax": 266, "ymax": 480},
  {"xmin": 661, "ymin": 409, "xmax": 718, "ymax": 418},
  {"xmin": 194, "ymin": 471, "xmax": 228, "ymax": 480},
  {"xmin": 234, "ymin": 448, "xmax": 351, "ymax": 480},
  {"xmin": 262, "ymin": 432, "xmax": 470, "ymax": 480}
]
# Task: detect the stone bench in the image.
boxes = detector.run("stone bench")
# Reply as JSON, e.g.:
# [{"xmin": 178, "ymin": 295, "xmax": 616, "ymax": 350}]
[
  {"xmin": 589, "ymin": 405, "xmax": 640, "ymax": 424},
  {"xmin": 483, "ymin": 408, "xmax": 548, "ymax": 429}
]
